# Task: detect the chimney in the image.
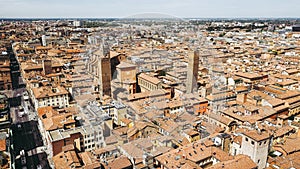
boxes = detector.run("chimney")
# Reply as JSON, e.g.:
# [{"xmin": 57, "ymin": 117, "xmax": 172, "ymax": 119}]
[{"xmin": 237, "ymin": 93, "xmax": 247, "ymax": 103}]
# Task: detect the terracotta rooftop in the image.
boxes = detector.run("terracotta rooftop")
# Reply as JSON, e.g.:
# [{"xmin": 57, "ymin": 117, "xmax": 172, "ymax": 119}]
[
  {"xmin": 116, "ymin": 61, "xmax": 137, "ymax": 69},
  {"xmin": 32, "ymin": 85, "xmax": 68, "ymax": 99},
  {"xmin": 274, "ymin": 136, "xmax": 300, "ymax": 155},
  {"xmin": 276, "ymin": 79, "xmax": 298, "ymax": 86},
  {"xmin": 156, "ymin": 140, "xmax": 232, "ymax": 169},
  {"xmin": 102, "ymin": 156, "xmax": 132, "ymax": 169},
  {"xmin": 53, "ymin": 150, "xmax": 82, "ymax": 169},
  {"xmin": 138, "ymin": 73, "xmax": 161, "ymax": 85},
  {"xmin": 0, "ymin": 139, "xmax": 6, "ymax": 151},
  {"xmin": 79, "ymin": 151, "xmax": 100, "ymax": 169},
  {"xmin": 232, "ymin": 135, "xmax": 242, "ymax": 145},
  {"xmin": 273, "ymin": 126, "xmax": 294, "ymax": 138},
  {"xmin": 269, "ymin": 151, "xmax": 300, "ymax": 169},
  {"xmin": 277, "ymin": 90, "xmax": 300, "ymax": 100},
  {"xmin": 235, "ymin": 72, "xmax": 265, "ymax": 80},
  {"xmin": 37, "ymin": 106, "xmax": 76, "ymax": 131},
  {"xmin": 242, "ymin": 130, "xmax": 270, "ymax": 142},
  {"xmin": 207, "ymin": 154, "xmax": 257, "ymax": 169}
]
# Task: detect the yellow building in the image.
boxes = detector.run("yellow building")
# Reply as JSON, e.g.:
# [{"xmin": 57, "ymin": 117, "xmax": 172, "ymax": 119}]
[{"xmin": 138, "ymin": 73, "xmax": 162, "ymax": 92}]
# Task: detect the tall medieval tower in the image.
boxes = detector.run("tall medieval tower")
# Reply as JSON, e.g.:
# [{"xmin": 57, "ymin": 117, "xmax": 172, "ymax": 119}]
[
  {"xmin": 186, "ymin": 50, "xmax": 199, "ymax": 93},
  {"xmin": 98, "ymin": 43, "xmax": 111, "ymax": 97}
]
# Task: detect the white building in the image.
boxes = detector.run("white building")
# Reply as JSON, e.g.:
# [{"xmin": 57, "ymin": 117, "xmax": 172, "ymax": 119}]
[
  {"xmin": 32, "ymin": 86, "xmax": 69, "ymax": 110},
  {"xmin": 112, "ymin": 101, "xmax": 127, "ymax": 126},
  {"xmin": 82, "ymin": 125, "xmax": 105, "ymax": 151},
  {"xmin": 73, "ymin": 20, "xmax": 82, "ymax": 27},
  {"xmin": 231, "ymin": 130, "xmax": 270, "ymax": 169}
]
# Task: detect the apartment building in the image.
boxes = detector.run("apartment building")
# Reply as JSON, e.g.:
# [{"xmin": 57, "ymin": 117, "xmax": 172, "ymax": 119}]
[
  {"xmin": 231, "ymin": 130, "xmax": 270, "ymax": 169},
  {"xmin": 32, "ymin": 86, "xmax": 69, "ymax": 109}
]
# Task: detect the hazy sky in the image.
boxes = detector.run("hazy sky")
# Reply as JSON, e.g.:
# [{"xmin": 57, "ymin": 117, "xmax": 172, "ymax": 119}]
[{"xmin": 0, "ymin": 0, "xmax": 299, "ymax": 18}]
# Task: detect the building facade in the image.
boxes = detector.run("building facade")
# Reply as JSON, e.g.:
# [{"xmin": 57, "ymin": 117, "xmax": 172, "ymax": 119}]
[
  {"xmin": 116, "ymin": 62, "xmax": 137, "ymax": 94},
  {"xmin": 87, "ymin": 43, "xmax": 112, "ymax": 98},
  {"xmin": 32, "ymin": 86, "xmax": 69, "ymax": 109},
  {"xmin": 231, "ymin": 130, "xmax": 270, "ymax": 169}
]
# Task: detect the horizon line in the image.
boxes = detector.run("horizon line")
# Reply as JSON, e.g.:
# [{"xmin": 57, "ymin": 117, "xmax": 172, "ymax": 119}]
[{"xmin": 1, "ymin": 16, "xmax": 300, "ymax": 19}]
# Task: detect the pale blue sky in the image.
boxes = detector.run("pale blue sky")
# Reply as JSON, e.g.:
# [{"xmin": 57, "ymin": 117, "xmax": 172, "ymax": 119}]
[{"xmin": 0, "ymin": 0, "xmax": 299, "ymax": 18}]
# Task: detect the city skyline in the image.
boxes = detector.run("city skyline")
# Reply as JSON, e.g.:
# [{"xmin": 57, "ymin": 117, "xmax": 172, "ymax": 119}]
[
  {"xmin": 2, "ymin": 4, "xmax": 300, "ymax": 168},
  {"xmin": 2, "ymin": 1, "xmax": 300, "ymax": 168},
  {"xmin": 1, "ymin": 0, "xmax": 300, "ymax": 18}
]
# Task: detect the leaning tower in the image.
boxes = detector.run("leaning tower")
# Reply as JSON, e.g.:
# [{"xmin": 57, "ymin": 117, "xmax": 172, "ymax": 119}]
[{"xmin": 186, "ymin": 50, "xmax": 199, "ymax": 94}]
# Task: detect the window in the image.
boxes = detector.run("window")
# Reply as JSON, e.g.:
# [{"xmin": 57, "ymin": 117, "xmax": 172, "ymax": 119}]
[
  {"xmin": 245, "ymin": 138, "xmax": 248, "ymax": 142},
  {"xmin": 251, "ymin": 141, "xmax": 254, "ymax": 145}
]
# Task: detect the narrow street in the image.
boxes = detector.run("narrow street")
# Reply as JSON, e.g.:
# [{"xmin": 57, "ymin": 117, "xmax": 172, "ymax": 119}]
[{"xmin": 6, "ymin": 45, "xmax": 50, "ymax": 169}]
